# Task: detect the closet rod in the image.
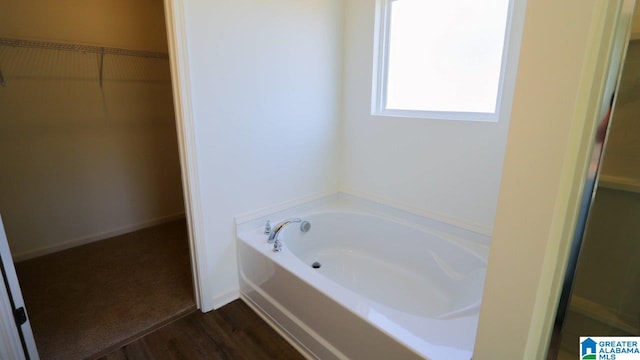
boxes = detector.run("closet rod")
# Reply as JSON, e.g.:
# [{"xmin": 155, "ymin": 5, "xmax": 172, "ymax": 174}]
[{"xmin": 0, "ymin": 37, "xmax": 169, "ymax": 59}]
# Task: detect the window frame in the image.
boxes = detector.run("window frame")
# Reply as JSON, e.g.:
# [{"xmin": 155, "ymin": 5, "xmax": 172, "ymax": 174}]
[{"xmin": 371, "ymin": 0, "xmax": 514, "ymax": 122}]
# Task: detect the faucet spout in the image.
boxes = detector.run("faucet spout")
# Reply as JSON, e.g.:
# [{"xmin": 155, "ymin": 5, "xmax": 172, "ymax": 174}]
[{"xmin": 267, "ymin": 218, "xmax": 302, "ymax": 243}]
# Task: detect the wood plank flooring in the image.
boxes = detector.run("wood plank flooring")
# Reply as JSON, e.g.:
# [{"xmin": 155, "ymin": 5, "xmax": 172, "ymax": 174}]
[{"xmin": 99, "ymin": 299, "xmax": 305, "ymax": 360}]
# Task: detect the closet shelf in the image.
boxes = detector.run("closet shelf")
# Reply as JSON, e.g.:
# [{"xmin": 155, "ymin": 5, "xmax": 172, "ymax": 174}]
[{"xmin": 0, "ymin": 37, "xmax": 169, "ymax": 59}]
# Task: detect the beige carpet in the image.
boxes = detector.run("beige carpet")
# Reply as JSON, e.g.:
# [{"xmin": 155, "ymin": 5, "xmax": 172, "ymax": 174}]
[{"xmin": 15, "ymin": 219, "xmax": 196, "ymax": 360}]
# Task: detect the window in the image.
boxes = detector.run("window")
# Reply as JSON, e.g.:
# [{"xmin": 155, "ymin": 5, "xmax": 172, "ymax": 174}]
[{"xmin": 372, "ymin": 0, "xmax": 512, "ymax": 121}]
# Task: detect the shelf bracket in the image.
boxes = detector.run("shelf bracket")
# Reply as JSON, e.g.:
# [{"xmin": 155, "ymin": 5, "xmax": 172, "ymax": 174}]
[{"xmin": 99, "ymin": 47, "xmax": 105, "ymax": 88}]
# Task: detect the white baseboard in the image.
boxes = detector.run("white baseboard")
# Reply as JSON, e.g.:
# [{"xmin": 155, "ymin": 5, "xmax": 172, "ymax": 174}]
[
  {"xmin": 13, "ymin": 212, "xmax": 186, "ymax": 262},
  {"xmin": 211, "ymin": 287, "xmax": 239, "ymax": 310},
  {"xmin": 569, "ymin": 295, "xmax": 639, "ymax": 334},
  {"xmin": 598, "ymin": 174, "xmax": 640, "ymax": 194}
]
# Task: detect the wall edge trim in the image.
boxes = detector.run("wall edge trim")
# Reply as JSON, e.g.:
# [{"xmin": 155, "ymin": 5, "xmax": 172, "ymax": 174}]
[{"xmin": 164, "ymin": 0, "xmax": 210, "ymax": 311}]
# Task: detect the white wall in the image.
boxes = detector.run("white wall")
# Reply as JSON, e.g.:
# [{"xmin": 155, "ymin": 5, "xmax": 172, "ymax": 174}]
[
  {"xmin": 181, "ymin": 0, "xmax": 343, "ymax": 309},
  {"xmin": 0, "ymin": 0, "xmax": 185, "ymax": 260},
  {"xmin": 340, "ymin": 0, "xmax": 517, "ymax": 234}
]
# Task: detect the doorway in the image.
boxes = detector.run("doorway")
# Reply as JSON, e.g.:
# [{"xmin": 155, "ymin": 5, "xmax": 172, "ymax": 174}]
[{"xmin": 0, "ymin": 1, "xmax": 197, "ymax": 358}]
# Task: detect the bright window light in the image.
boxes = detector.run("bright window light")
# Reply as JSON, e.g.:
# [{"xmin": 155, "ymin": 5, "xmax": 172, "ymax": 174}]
[{"xmin": 374, "ymin": 0, "xmax": 511, "ymax": 120}]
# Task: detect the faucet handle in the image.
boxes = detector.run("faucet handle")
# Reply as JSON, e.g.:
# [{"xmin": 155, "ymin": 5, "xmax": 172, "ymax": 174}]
[
  {"xmin": 273, "ymin": 239, "xmax": 282, "ymax": 252},
  {"xmin": 264, "ymin": 220, "xmax": 271, "ymax": 235}
]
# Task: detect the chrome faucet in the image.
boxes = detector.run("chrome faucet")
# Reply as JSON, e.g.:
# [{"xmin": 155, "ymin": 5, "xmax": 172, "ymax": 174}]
[{"xmin": 267, "ymin": 218, "xmax": 302, "ymax": 243}]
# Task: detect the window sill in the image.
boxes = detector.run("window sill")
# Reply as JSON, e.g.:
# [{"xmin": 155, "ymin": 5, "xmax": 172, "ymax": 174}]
[{"xmin": 371, "ymin": 108, "xmax": 499, "ymax": 122}]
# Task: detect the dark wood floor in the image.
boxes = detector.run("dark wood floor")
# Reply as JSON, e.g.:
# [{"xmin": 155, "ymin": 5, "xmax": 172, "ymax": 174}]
[{"xmin": 99, "ymin": 299, "xmax": 305, "ymax": 360}]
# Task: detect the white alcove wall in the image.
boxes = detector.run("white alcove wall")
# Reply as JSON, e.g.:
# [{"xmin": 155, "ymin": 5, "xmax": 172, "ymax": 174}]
[
  {"xmin": 177, "ymin": 0, "xmax": 520, "ymax": 310},
  {"xmin": 178, "ymin": 0, "xmax": 344, "ymax": 310},
  {"xmin": 339, "ymin": 0, "xmax": 518, "ymax": 235}
]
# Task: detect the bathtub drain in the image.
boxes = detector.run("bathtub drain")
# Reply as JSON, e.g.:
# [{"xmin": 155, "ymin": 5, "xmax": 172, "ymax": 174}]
[{"xmin": 311, "ymin": 262, "xmax": 321, "ymax": 269}]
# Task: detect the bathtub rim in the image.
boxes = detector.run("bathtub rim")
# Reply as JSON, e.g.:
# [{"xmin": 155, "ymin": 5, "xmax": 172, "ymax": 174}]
[
  {"xmin": 235, "ymin": 193, "xmax": 488, "ymax": 359},
  {"xmin": 235, "ymin": 192, "xmax": 491, "ymax": 260},
  {"xmin": 277, "ymin": 208, "xmax": 489, "ymax": 267}
]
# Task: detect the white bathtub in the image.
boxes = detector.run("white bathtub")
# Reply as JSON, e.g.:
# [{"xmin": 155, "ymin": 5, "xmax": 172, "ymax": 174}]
[{"xmin": 237, "ymin": 199, "xmax": 487, "ymax": 359}]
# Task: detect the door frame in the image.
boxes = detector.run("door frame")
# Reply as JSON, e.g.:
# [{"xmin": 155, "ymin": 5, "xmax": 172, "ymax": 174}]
[{"xmin": 163, "ymin": 0, "xmax": 210, "ymax": 311}]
